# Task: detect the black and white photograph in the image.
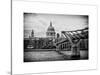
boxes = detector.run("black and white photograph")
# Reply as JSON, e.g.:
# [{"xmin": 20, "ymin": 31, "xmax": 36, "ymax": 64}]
[
  {"xmin": 24, "ymin": 13, "xmax": 89, "ymax": 62},
  {"xmin": 12, "ymin": 1, "xmax": 97, "ymax": 74}
]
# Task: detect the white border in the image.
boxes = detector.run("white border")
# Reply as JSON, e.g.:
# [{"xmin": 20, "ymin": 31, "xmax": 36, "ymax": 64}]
[{"xmin": 12, "ymin": 1, "xmax": 97, "ymax": 74}]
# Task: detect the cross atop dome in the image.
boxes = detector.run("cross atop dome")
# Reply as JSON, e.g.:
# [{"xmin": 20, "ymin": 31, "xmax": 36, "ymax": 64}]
[{"xmin": 50, "ymin": 21, "xmax": 52, "ymax": 27}]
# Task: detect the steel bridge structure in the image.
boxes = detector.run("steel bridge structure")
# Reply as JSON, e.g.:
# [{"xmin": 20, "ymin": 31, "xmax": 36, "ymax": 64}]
[{"xmin": 55, "ymin": 27, "xmax": 88, "ymax": 58}]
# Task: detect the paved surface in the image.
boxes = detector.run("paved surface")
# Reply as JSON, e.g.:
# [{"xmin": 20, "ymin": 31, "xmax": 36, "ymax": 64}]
[{"xmin": 24, "ymin": 49, "xmax": 88, "ymax": 62}]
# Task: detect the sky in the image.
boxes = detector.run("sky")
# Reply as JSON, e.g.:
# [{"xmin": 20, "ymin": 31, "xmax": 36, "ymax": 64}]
[{"xmin": 24, "ymin": 13, "xmax": 88, "ymax": 38}]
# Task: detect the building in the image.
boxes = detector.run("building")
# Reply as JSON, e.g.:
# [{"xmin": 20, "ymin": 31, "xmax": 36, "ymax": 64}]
[
  {"xmin": 31, "ymin": 29, "xmax": 34, "ymax": 38},
  {"xmin": 46, "ymin": 21, "xmax": 56, "ymax": 39}
]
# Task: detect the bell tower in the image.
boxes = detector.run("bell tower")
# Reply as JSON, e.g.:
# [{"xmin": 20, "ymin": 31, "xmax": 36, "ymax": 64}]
[{"xmin": 31, "ymin": 29, "xmax": 34, "ymax": 38}]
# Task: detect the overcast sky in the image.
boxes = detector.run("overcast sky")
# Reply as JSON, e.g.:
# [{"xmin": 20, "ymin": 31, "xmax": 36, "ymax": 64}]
[{"xmin": 24, "ymin": 13, "xmax": 88, "ymax": 38}]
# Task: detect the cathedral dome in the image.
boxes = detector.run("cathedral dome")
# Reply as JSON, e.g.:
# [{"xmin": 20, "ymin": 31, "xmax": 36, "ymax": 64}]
[
  {"xmin": 46, "ymin": 21, "xmax": 56, "ymax": 38},
  {"xmin": 47, "ymin": 22, "xmax": 55, "ymax": 32}
]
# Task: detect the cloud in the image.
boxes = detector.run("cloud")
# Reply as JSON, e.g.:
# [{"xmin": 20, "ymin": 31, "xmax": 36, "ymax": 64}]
[{"xmin": 24, "ymin": 13, "xmax": 88, "ymax": 38}]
